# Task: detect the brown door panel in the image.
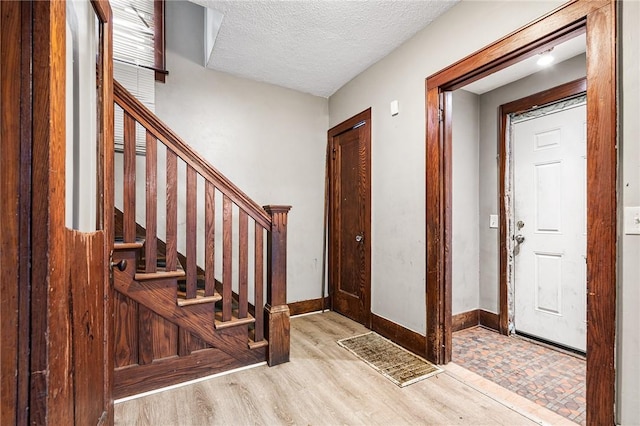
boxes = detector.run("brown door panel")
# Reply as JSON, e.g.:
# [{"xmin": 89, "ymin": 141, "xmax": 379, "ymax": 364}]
[{"xmin": 329, "ymin": 110, "xmax": 371, "ymax": 327}]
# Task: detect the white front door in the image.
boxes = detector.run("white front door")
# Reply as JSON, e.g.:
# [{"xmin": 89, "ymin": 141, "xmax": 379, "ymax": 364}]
[{"xmin": 512, "ymin": 102, "xmax": 586, "ymax": 353}]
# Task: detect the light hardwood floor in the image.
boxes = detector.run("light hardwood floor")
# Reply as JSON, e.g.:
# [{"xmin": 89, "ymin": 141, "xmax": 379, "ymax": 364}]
[{"xmin": 115, "ymin": 311, "xmax": 566, "ymax": 425}]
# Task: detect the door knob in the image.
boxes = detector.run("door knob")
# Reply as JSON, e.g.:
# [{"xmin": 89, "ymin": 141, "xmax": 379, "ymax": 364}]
[
  {"xmin": 110, "ymin": 259, "xmax": 127, "ymax": 271},
  {"xmin": 355, "ymin": 235, "xmax": 364, "ymax": 243},
  {"xmin": 515, "ymin": 234, "xmax": 525, "ymax": 244}
]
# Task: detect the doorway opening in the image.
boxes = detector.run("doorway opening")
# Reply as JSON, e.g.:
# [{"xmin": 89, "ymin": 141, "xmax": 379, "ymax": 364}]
[
  {"xmin": 425, "ymin": 2, "xmax": 616, "ymax": 425},
  {"xmin": 449, "ymin": 40, "xmax": 588, "ymax": 422}
]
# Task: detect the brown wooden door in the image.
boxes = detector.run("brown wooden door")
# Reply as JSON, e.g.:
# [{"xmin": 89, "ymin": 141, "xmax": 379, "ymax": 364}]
[{"xmin": 329, "ymin": 109, "xmax": 371, "ymax": 327}]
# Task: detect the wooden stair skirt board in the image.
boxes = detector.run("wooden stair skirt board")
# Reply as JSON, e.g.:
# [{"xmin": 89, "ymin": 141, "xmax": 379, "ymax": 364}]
[
  {"xmin": 452, "ymin": 309, "xmax": 501, "ymax": 333},
  {"xmin": 113, "ymin": 325, "xmax": 266, "ymax": 398},
  {"xmin": 112, "ymin": 251, "xmax": 267, "ymax": 398}
]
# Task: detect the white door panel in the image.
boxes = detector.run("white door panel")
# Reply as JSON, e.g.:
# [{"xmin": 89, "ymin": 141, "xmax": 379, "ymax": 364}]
[{"xmin": 513, "ymin": 103, "xmax": 586, "ymax": 352}]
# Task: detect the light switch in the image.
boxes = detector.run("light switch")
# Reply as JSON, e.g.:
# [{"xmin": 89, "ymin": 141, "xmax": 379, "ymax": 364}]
[
  {"xmin": 489, "ymin": 214, "xmax": 499, "ymax": 229},
  {"xmin": 624, "ymin": 206, "xmax": 640, "ymax": 235},
  {"xmin": 390, "ymin": 100, "xmax": 399, "ymax": 116}
]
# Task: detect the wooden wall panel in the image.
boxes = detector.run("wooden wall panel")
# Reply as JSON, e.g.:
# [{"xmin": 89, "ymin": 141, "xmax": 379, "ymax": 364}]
[
  {"xmin": 179, "ymin": 329, "xmax": 208, "ymax": 356},
  {"xmin": 152, "ymin": 312, "xmax": 179, "ymax": 359},
  {"xmin": 138, "ymin": 306, "xmax": 154, "ymax": 365},
  {"xmin": 114, "ymin": 291, "xmax": 139, "ymax": 368},
  {"xmin": 138, "ymin": 306, "xmax": 180, "ymax": 363}
]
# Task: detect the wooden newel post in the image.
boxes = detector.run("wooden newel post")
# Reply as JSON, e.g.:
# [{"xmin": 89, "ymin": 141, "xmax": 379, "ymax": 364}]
[{"xmin": 264, "ymin": 205, "xmax": 292, "ymax": 366}]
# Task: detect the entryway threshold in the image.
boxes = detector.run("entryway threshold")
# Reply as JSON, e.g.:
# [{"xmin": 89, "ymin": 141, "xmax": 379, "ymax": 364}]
[{"xmin": 443, "ymin": 363, "xmax": 578, "ymax": 426}]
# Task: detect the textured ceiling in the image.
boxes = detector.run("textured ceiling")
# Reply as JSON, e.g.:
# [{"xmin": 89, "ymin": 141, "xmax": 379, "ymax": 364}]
[{"xmin": 190, "ymin": 0, "xmax": 459, "ymax": 97}]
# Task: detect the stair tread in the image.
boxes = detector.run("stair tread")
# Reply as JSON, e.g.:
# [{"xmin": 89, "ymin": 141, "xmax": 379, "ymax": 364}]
[
  {"xmin": 176, "ymin": 290, "xmax": 222, "ymax": 306},
  {"xmin": 248, "ymin": 329, "xmax": 268, "ymax": 349},
  {"xmin": 114, "ymin": 237, "xmax": 145, "ymax": 250},
  {"xmin": 135, "ymin": 267, "xmax": 186, "ymax": 281},
  {"xmin": 248, "ymin": 338, "xmax": 268, "ymax": 349},
  {"xmin": 215, "ymin": 310, "xmax": 255, "ymax": 329}
]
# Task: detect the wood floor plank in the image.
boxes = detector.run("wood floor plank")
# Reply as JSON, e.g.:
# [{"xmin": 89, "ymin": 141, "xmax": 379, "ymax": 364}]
[{"xmin": 115, "ymin": 312, "xmax": 546, "ymax": 425}]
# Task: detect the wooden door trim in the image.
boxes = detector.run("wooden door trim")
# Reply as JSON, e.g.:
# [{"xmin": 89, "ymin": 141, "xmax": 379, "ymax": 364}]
[
  {"xmin": 0, "ymin": 2, "xmax": 33, "ymax": 423},
  {"xmin": 328, "ymin": 108, "xmax": 372, "ymax": 327},
  {"xmin": 28, "ymin": 2, "xmax": 71, "ymax": 422},
  {"xmin": 425, "ymin": 1, "xmax": 616, "ymax": 424},
  {"xmin": 498, "ymin": 78, "xmax": 587, "ymax": 335},
  {"xmin": 91, "ymin": 0, "xmax": 115, "ymax": 422}
]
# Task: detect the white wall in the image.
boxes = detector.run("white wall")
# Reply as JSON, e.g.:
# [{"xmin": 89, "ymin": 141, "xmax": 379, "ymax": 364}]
[
  {"xmin": 329, "ymin": 0, "xmax": 565, "ymax": 334},
  {"xmin": 477, "ymin": 54, "xmax": 587, "ymax": 313},
  {"xmin": 65, "ymin": 0, "xmax": 97, "ymax": 231},
  {"xmin": 617, "ymin": 1, "xmax": 640, "ymax": 422},
  {"xmin": 451, "ymin": 89, "xmax": 480, "ymax": 315},
  {"xmin": 155, "ymin": 1, "xmax": 328, "ymax": 303}
]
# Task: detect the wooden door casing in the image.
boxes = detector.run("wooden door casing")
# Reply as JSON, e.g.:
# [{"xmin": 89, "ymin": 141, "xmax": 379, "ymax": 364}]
[
  {"xmin": 0, "ymin": 2, "xmax": 32, "ymax": 423},
  {"xmin": 329, "ymin": 109, "xmax": 371, "ymax": 327}
]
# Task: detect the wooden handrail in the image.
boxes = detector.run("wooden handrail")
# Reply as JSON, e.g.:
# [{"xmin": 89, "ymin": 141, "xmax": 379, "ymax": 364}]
[{"xmin": 113, "ymin": 79, "xmax": 272, "ymax": 229}]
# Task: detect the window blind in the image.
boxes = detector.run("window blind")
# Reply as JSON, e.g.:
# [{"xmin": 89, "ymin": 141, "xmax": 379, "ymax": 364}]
[
  {"xmin": 112, "ymin": 0, "xmax": 155, "ymax": 68},
  {"xmin": 112, "ymin": 0, "xmax": 156, "ymax": 154},
  {"xmin": 114, "ymin": 61, "xmax": 155, "ymax": 153}
]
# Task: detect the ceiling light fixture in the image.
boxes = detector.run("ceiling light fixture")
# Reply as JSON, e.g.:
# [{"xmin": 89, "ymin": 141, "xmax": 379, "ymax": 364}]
[{"xmin": 536, "ymin": 48, "xmax": 555, "ymax": 67}]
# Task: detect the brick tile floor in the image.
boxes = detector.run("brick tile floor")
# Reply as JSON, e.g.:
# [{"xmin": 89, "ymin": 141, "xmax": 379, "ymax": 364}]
[{"xmin": 452, "ymin": 326, "xmax": 585, "ymax": 425}]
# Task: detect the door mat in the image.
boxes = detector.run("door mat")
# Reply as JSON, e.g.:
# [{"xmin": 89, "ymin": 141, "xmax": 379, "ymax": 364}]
[{"xmin": 337, "ymin": 332, "xmax": 443, "ymax": 387}]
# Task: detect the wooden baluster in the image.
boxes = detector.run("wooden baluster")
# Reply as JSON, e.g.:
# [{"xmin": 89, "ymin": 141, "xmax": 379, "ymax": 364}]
[
  {"xmin": 165, "ymin": 149, "xmax": 177, "ymax": 271},
  {"xmin": 186, "ymin": 165, "xmax": 197, "ymax": 299},
  {"xmin": 222, "ymin": 195, "xmax": 232, "ymax": 321},
  {"xmin": 238, "ymin": 210, "xmax": 248, "ymax": 319},
  {"xmin": 145, "ymin": 130, "xmax": 157, "ymax": 273},
  {"xmin": 204, "ymin": 181, "xmax": 215, "ymax": 297},
  {"xmin": 123, "ymin": 112, "xmax": 136, "ymax": 242},
  {"xmin": 264, "ymin": 205, "xmax": 292, "ymax": 366},
  {"xmin": 254, "ymin": 223, "xmax": 264, "ymax": 343}
]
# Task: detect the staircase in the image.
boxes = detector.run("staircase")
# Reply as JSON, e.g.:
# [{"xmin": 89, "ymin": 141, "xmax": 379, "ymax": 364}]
[{"xmin": 111, "ymin": 80, "xmax": 291, "ymax": 398}]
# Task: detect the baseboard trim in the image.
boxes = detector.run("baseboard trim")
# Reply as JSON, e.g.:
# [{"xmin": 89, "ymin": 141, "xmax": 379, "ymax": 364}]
[
  {"xmin": 452, "ymin": 310, "xmax": 479, "ymax": 332},
  {"xmin": 288, "ymin": 297, "xmax": 330, "ymax": 316},
  {"xmin": 478, "ymin": 310, "xmax": 500, "ymax": 332},
  {"xmin": 371, "ymin": 314, "xmax": 426, "ymax": 358},
  {"xmin": 452, "ymin": 309, "xmax": 500, "ymax": 333}
]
